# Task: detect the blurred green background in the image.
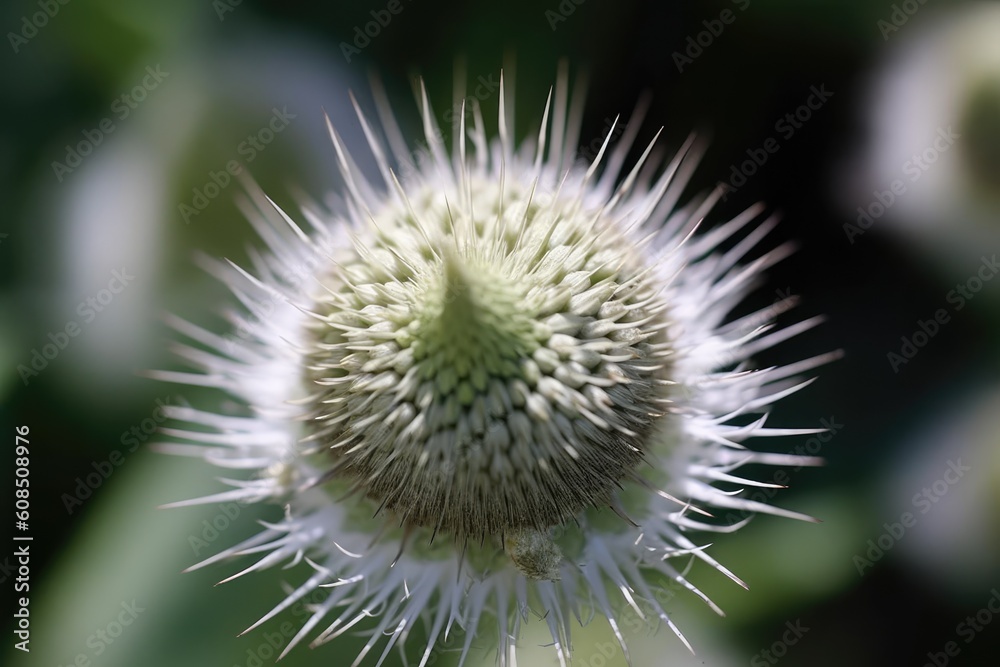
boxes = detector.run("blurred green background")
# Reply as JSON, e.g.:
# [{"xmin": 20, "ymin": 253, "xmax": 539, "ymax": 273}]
[{"xmin": 3, "ymin": 0, "xmax": 1000, "ymax": 665}]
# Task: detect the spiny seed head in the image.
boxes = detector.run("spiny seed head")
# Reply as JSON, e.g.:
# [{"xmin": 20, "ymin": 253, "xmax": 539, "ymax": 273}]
[
  {"xmin": 161, "ymin": 69, "xmax": 833, "ymax": 667},
  {"xmin": 304, "ymin": 175, "xmax": 672, "ymax": 553}
]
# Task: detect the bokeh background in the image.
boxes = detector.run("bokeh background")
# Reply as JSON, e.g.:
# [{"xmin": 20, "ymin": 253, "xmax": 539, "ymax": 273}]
[{"xmin": 3, "ymin": 0, "xmax": 1000, "ymax": 665}]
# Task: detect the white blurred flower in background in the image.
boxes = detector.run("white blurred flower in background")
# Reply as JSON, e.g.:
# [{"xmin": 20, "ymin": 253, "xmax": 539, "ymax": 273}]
[
  {"xmin": 845, "ymin": 2, "xmax": 1000, "ymax": 275},
  {"xmin": 43, "ymin": 37, "xmax": 366, "ymax": 400}
]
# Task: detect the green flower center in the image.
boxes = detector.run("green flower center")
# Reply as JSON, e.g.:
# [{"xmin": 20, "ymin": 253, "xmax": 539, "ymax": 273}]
[
  {"xmin": 300, "ymin": 176, "xmax": 675, "ymax": 575},
  {"xmin": 406, "ymin": 246, "xmax": 542, "ymax": 406}
]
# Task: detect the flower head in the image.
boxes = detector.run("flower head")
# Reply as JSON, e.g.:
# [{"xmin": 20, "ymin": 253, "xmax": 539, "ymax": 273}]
[{"xmin": 159, "ymin": 69, "xmax": 832, "ymax": 666}]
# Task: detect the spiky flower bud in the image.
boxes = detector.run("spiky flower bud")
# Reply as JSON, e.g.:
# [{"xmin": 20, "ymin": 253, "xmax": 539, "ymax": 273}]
[{"xmin": 159, "ymin": 70, "xmax": 833, "ymax": 667}]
